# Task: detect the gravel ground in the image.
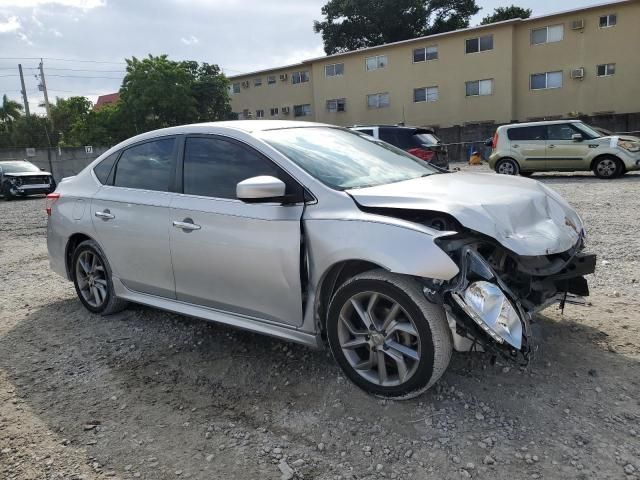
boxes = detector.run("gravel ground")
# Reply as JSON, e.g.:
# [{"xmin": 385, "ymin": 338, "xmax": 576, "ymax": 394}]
[{"xmin": 0, "ymin": 166, "xmax": 639, "ymax": 480}]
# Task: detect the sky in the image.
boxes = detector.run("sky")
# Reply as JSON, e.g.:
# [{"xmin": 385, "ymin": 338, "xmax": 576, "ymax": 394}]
[{"xmin": 0, "ymin": 0, "xmax": 611, "ymax": 114}]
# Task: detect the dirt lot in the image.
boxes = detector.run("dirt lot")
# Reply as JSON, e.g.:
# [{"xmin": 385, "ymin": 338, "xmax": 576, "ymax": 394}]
[{"xmin": 1, "ymin": 167, "xmax": 639, "ymax": 480}]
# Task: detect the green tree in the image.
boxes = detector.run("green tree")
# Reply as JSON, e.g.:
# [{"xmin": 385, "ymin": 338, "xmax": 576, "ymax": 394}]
[
  {"xmin": 5, "ymin": 115, "xmax": 52, "ymax": 148},
  {"xmin": 481, "ymin": 5, "xmax": 531, "ymax": 24},
  {"xmin": 50, "ymin": 96, "xmax": 93, "ymax": 146},
  {"xmin": 179, "ymin": 61, "xmax": 234, "ymax": 122},
  {"xmin": 69, "ymin": 102, "xmax": 131, "ymax": 147},
  {"xmin": 313, "ymin": 0, "xmax": 480, "ymax": 54},
  {"xmin": 0, "ymin": 94, "xmax": 23, "ymax": 125}
]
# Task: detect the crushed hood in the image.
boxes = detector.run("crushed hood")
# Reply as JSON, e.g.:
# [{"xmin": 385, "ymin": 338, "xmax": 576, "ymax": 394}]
[{"xmin": 347, "ymin": 172, "xmax": 583, "ymax": 256}]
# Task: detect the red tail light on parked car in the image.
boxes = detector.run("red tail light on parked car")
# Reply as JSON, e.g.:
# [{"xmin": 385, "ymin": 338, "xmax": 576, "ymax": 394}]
[
  {"xmin": 492, "ymin": 133, "xmax": 499, "ymax": 150},
  {"xmin": 407, "ymin": 147, "xmax": 435, "ymax": 162},
  {"xmin": 46, "ymin": 193, "xmax": 60, "ymax": 216}
]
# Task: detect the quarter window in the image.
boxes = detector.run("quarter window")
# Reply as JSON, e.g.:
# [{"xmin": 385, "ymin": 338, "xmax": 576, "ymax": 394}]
[
  {"xmin": 367, "ymin": 92, "xmax": 389, "ymax": 108},
  {"xmin": 267, "ymin": 75, "xmax": 276, "ymax": 85},
  {"xmin": 413, "ymin": 86, "xmax": 439, "ymax": 103},
  {"xmin": 325, "ymin": 63, "xmax": 345, "ymax": 77},
  {"xmin": 530, "ymin": 71, "xmax": 563, "ymax": 90},
  {"xmin": 293, "ymin": 104, "xmax": 311, "ymax": 117},
  {"xmin": 599, "ymin": 14, "xmax": 617, "ymax": 27},
  {"xmin": 465, "ymin": 35, "xmax": 493, "ymax": 54},
  {"xmin": 113, "ymin": 138, "xmax": 175, "ymax": 192},
  {"xmin": 465, "ymin": 79, "xmax": 493, "ymax": 96},
  {"xmin": 291, "ymin": 71, "xmax": 310, "ymax": 84},
  {"xmin": 531, "ymin": 24, "xmax": 564, "ymax": 45},
  {"xmin": 93, "ymin": 152, "xmax": 119, "ymax": 184},
  {"xmin": 365, "ymin": 55, "xmax": 387, "ymax": 71},
  {"xmin": 597, "ymin": 63, "xmax": 615, "ymax": 76},
  {"xmin": 413, "ymin": 46, "xmax": 438, "ymax": 62},
  {"xmin": 326, "ymin": 98, "xmax": 346, "ymax": 113}
]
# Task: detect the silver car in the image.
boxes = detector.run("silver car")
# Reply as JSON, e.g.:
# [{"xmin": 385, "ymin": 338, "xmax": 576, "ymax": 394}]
[{"xmin": 47, "ymin": 121, "xmax": 596, "ymax": 399}]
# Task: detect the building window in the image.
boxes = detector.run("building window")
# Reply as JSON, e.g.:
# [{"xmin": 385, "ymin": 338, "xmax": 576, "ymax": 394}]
[
  {"xmin": 293, "ymin": 104, "xmax": 311, "ymax": 117},
  {"xmin": 465, "ymin": 35, "xmax": 493, "ymax": 54},
  {"xmin": 413, "ymin": 86, "xmax": 439, "ymax": 103},
  {"xmin": 599, "ymin": 14, "xmax": 617, "ymax": 28},
  {"xmin": 326, "ymin": 98, "xmax": 346, "ymax": 113},
  {"xmin": 531, "ymin": 24, "xmax": 564, "ymax": 45},
  {"xmin": 231, "ymin": 83, "xmax": 240, "ymax": 94},
  {"xmin": 365, "ymin": 55, "xmax": 387, "ymax": 71},
  {"xmin": 270, "ymin": 107, "xmax": 279, "ymax": 116},
  {"xmin": 255, "ymin": 109, "xmax": 264, "ymax": 118},
  {"xmin": 530, "ymin": 71, "xmax": 563, "ymax": 90},
  {"xmin": 413, "ymin": 46, "xmax": 438, "ymax": 62},
  {"xmin": 291, "ymin": 71, "xmax": 310, "ymax": 84},
  {"xmin": 465, "ymin": 79, "xmax": 493, "ymax": 96},
  {"xmin": 254, "ymin": 77, "xmax": 262, "ymax": 87},
  {"xmin": 597, "ymin": 63, "xmax": 616, "ymax": 76},
  {"xmin": 267, "ymin": 75, "xmax": 276, "ymax": 85},
  {"xmin": 367, "ymin": 92, "xmax": 389, "ymax": 108},
  {"xmin": 325, "ymin": 63, "xmax": 344, "ymax": 77}
]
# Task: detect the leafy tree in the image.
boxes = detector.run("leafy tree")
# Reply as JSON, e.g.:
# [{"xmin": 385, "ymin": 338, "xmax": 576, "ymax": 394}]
[
  {"xmin": 179, "ymin": 61, "xmax": 234, "ymax": 122},
  {"xmin": 69, "ymin": 103, "xmax": 131, "ymax": 147},
  {"xmin": 4, "ymin": 115, "xmax": 52, "ymax": 148},
  {"xmin": 481, "ymin": 5, "xmax": 531, "ymax": 24},
  {"xmin": 0, "ymin": 94, "xmax": 23, "ymax": 125},
  {"xmin": 49, "ymin": 96, "xmax": 93, "ymax": 146},
  {"xmin": 313, "ymin": 0, "xmax": 480, "ymax": 54}
]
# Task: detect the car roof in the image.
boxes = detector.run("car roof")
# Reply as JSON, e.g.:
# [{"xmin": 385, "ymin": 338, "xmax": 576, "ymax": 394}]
[
  {"xmin": 0, "ymin": 160, "xmax": 32, "ymax": 165},
  {"xmin": 499, "ymin": 119, "xmax": 582, "ymax": 130},
  {"xmin": 352, "ymin": 125, "xmax": 435, "ymax": 132}
]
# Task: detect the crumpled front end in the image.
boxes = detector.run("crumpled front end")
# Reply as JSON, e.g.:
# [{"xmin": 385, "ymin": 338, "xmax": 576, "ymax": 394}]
[{"xmin": 427, "ymin": 231, "xmax": 596, "ymax": 363}]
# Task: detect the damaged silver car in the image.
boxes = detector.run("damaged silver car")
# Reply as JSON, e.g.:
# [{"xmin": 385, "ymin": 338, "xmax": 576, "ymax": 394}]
[{"xmin": 47, "ymin": 121, "xmax": 596, "ymax": 399}]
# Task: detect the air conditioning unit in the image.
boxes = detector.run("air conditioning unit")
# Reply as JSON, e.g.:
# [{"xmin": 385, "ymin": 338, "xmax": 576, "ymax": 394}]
[
  {"xmin": 279, "ymin": 73, "xmax": 288, "ymax": 81},
  {"xmin": 571, "ymin": 19, "xmax": 585, "ymax": 30},
  {"xmin": 281, "ymin": 106, "xmax": 290, "ymax": 115},
  {"xmin": 570, "ymin": 67, "xmax": 585, "ymax": 79},
  {"xmin": 241, "ymin": 81, "xmax": 250, "ymax": 88}
]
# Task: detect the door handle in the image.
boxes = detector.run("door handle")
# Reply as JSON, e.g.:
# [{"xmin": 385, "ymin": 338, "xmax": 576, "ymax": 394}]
[
  {"xmin": 548, "ymin": 144, "xmax": 556, "ymax": 149},
  {"xmin": 512, "ymin": 144, "xmax": 519, "ymax": 148},
  {"xmin": 95, "ymin": 210, "xmax": 115, "ymax": 220},
  {"xmin": 173, "ymin": 219, "xmax": 201, "ymax": 231}
]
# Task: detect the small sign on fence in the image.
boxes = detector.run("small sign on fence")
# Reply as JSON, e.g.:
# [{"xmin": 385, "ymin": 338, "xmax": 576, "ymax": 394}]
[
  {"xmin": 84, "ymin": 145, "xmax": 93, "ymax": 154},
  {"xmin": 25, "ymin": 148, "xmax": 36, "ymax": 157}
]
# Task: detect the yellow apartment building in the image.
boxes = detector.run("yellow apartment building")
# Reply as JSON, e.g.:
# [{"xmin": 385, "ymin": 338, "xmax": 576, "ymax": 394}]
[{"xmin": 228, "ymin": 0, "xmax": 640, "ymax": 129}]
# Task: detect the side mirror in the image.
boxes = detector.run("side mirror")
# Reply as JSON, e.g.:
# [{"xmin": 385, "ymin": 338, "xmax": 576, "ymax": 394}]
[
  {"xmin": 237, "ymin": 176, "xmax": 286, "ymax": 203},
  {"xmin": 571, "ymin": 133, "xmax": 583, "ymax": 142},
  {"xmin": 40, "ymin": 168, "xmax": 45, "ymax": 171},
  {"xmin": 484, "ymin": 137, "xmax": 493, "ymax": 147}
]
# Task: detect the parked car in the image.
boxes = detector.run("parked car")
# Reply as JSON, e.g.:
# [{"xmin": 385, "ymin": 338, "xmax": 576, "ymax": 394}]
[
  {"xmin": 487, "ymin": 120, "xmax": 640, "ymax": 178},
  {"xmin": 47, "ymin": 121, "xmax": 595, "ymax": 399},
  {"xmin": 0, "ymin": 160, "xmax": 55, "ymax": 200},
  {"xmin": 350, "ymin": 125, "xmax": 449, "ymax": 169}
]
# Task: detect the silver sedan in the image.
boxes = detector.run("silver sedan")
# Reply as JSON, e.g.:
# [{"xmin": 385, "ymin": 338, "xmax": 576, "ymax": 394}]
[{"xmin": 47, "ymin": 121, "xmax": 595, "ymax": 398}]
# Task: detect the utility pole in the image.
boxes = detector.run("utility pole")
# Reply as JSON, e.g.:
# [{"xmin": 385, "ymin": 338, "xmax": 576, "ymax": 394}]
[
  {"xmin": 38, "ymin": 58, "xmax": 53, "ymax": 128},
  {"xmin": 18, "ymin": 64, "xmax": 30, "ymax": 116}
]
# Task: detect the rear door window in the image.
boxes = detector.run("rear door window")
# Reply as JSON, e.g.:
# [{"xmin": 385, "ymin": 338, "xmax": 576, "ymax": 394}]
[
  {"xmin": 113, "ymin": 138, "xmax": 176, "ymax": 191},
  {"xmin": 507, "ymin": 126, "xmax": 546, "ymax": 141}
]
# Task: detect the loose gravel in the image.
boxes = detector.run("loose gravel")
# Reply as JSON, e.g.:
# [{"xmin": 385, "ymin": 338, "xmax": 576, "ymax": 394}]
[{"xmin": 0, "ymin": 167, "xmax": 639, "ymax": 480}]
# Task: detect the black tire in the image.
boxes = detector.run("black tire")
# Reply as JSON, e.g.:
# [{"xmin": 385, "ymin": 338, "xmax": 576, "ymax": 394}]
[
  {"xmin": 48, "ymin": 178, "xmax": 57, "ymax": 193},
  {"xmin": 2, "ymin": 183, "xmax": 14, "ymax": 201},
  {"xmin": 495, "ymin": 158, "xmax": 520, "ymax": 176},
  {"xmin": 519, "ymin": 171, "xmax": 534, "ymax": 177},
  {"xmin": 593, "ymin": 155, "xmax": 623, "ymax": 179},
  {"xmin": 71, "ymin": 239, "xmax": 128, "ymax": 315},
  {"xmin": 326, "ymin": 270, "xmax": 452, "ymax": 399}
]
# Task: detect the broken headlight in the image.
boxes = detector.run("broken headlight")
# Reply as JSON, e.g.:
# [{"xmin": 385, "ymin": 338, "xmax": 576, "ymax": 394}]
[
  {"xmin": 453, "ymin": 281, "xmax": 523, "ymax": 349},
  {"xmin": 619, "ymin": 140, "xmax": 640, "ymax": 152}
]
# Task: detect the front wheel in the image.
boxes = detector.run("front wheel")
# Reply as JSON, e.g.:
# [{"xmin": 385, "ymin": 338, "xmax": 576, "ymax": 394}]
[
  {"xmin": 495, "ymin": 158, "xmax": 520, "ymax": 175},
  {"xmin": 2, "ymin": 183, "xmax": 14, "ymax": 201},
  {"xmin": 326, "ymin": 270, "xmax": 452, "ymax": 399},
  {"xmin": 593, "ymin": 156, "xmax": 622, "ymax": 179},
  {"xmin": 72, "ymin": 239, "xmax": 128, "ymax": 315}
]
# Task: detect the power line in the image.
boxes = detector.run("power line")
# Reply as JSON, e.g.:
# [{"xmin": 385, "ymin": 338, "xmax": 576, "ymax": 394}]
[
  {"xmin": 0, "ymin": 56, "xmax": 126, "ymax": 65},
  {"xmin": 46, "ymin": 74, "xmax": 123, "ymax": 79}
]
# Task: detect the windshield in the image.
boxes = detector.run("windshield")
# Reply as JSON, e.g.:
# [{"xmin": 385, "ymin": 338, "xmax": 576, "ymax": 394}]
[
  {"xmin": 257, "ymin": 127, "xmax": 439, "ymax": 190},
  {"xmin": 575, "ymin": 122, "xmax": 604, "ymax": 139},
  {"xmin": 0, "ymin": 161, "xmax": 41, "ymax": 174}
]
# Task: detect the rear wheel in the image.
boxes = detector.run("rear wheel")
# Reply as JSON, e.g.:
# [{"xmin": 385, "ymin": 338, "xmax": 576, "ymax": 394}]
[
  {"xmin": 593, "ymin": 155, "xmax": 622, "ymax": 179},
  {"xmin": 495, "ymin": 158, "xmax": 520, "ymax": 176},
  {"xmin": 72, "ymin": 239, "xmax": 128, "ymax": 315},
  {"xmin": 326, "ymin": 270, "xmax": 452, "ymax": 399}
]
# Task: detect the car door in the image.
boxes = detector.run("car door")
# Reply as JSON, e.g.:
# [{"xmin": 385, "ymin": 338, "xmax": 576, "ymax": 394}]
[
  {"xmin": 91, "ymin": 137, "xmax": 178, "ymax": 298},
  {"xmin": 507, "ymin": 125, "xmax": 547, "ymax": 171},
  {"xmin": 169, "ymin": 135, "xmax": 305, "ymax": 326},
  {"xmin": 546, "ymin": 123, "xmax": 591, "ymax": 171}
]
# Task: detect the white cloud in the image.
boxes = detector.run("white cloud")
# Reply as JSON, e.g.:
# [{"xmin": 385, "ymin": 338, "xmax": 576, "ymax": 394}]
[
  {"xmin": 0, "ymin": 0, "xmax": 105, "ymax": 8},
  {"xmin": 17, "ymin": 31, "xmax": 33, "ymax": 45},
  {"xmin": 50, "ymin": 27, "xmax": 62, "ymax": 37},
  {"xmin": 0, "ymin": 15, "xmax": 20, "ymax": 33},
  {"xmin": 180, "ymin": 34, "xmax": 199, "ymax": 46},
  {"xmin": 32, "ymin": 14, "xmax": 44, "ymax": 28}
]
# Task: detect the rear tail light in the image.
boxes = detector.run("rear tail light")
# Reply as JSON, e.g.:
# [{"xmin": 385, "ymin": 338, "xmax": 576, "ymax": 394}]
[
  {"xmin": 407, "ymin": 148, "xmax": 435, "ymax": 162},
  {"xmin": 46, "ymin": 193, "xmax": 60, "ymax": 217},
  {"xmin": 492, "ymin": 133, "xmax": 499, "ymax": 150}
]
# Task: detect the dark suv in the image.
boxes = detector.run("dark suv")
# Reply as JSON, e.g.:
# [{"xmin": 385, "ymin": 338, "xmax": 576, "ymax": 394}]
[
  {"xmin": 350, "ymin": 125, "xmax": 448, "ymax": 169},
  {"xmin": 0, "ymin": 160, "xmax": 56, "ymax": 200}
]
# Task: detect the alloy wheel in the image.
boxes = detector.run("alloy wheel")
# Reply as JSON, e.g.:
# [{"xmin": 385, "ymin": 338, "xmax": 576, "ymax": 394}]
[
  {"xmin": 497, "ymin": 160, "xmax": 516, "ymax": 175},
  {"xmin": 337, "ymin": 291, "xmax": 421, "ymax": 387},
  {"xmin": 75, "ymin": 250, "xmax": 108, "ymax": 308},
  {"xmin": 596, "ymin": 158, "xmax": 617, "ymax": 178}
]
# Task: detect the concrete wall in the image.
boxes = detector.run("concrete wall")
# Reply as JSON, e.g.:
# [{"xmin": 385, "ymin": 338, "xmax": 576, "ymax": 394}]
[{"xmin": 0, "ymin": 146, "xmax": 109, "ymax": 182}]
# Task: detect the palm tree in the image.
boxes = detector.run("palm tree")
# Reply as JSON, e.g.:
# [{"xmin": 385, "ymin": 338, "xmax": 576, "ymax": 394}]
[{"xmin": 0, "ymin": 94, "xmax": 23, "ymax": 124}]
